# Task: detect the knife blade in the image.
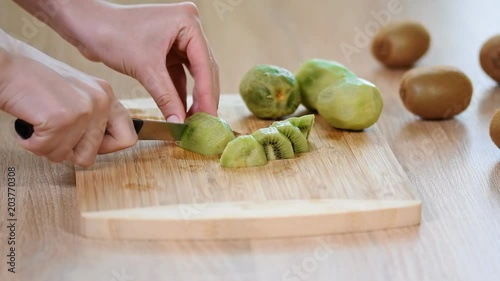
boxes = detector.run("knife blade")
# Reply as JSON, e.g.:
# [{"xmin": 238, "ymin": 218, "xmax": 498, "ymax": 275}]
[
  {"xmin": 14, "ymin": 118, "xmax": 187, "ymax": 142},
  {"xmin": 132, "ymin": 119, "xmax": 187, "ymax": 141}
]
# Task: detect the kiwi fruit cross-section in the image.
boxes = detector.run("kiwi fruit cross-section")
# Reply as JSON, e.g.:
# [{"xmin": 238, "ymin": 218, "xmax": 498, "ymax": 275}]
[
  {"xmin": 251, "ymin": 127, "xmax": 295, "ymax": 161},
  {"xmin": 282, "ymin": 114, "xmax": 315, "ymax": 139},
  {"xmin": 220, "ymin": 135, "xmax": 268, "ymax": 168},
  {"xmin": 178, "ymin": 112, "xmax": 235, "ymax": 156},
  {"xmin": 270, "ymin": 120, "xmax": 309, "ymax": 154}
]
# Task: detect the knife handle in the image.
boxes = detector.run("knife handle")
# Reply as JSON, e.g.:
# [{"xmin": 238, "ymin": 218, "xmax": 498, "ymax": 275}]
[{"xmin": 15, "ymin": 118, "xmax": 145, "ymax": 140}]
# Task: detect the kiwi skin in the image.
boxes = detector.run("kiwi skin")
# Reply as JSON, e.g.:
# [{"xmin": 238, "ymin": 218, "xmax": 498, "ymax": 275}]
[
  {"xmin": 400, "ymin": 66, "xmax": 473, "ymax": 120},
  {"xmin": 490, "ymin": 109, "xmax": 500, "ymax": 149},
  {"xmin": 371, "ymin": 21, "xmax": 430, "ymax": 68},
  {"xmin": 480, "ymin": 35, "xmax": 500, "ymax": 83},
  {"xmin": 251, "ymin": 127, "xmax": 294, "ymax": 160}
]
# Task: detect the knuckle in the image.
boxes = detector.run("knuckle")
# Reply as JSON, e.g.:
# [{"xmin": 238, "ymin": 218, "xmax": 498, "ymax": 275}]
[
  {"xmin": 74, "ymin": 153, "xmax": 96, "ymax": 168},
  {"xmin": 122, "ymin": 134, "xmax": 138, "ymax": 149},
  {"xmin": 154, "ymin": 94, "xmax": 176, "ymax": 110},
  {"xmin": 180, "ymin": 2, "xmax": 199, "ymax": 17},
  {"xmin": 96, "ymin": 79, "xmax": 114, "ymax": 96}
]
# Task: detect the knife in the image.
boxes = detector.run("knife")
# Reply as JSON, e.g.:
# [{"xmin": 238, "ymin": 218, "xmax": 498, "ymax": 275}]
[{"xmin": 14, "ymin": 118, "xmax": 187, "ymax": 142}]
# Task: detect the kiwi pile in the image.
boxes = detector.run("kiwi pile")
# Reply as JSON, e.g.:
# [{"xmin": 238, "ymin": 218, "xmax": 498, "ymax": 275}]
[
  {"xmin": 369, "ymin": 21, "xmax": 500, "ymax": 148},
  {"xmin": 240, "ymin": 59, "xmax": 384, "ymax": 131},
  {"xmin": 220, "ymin": 115, "xmax": 315, "ymax": 168}
]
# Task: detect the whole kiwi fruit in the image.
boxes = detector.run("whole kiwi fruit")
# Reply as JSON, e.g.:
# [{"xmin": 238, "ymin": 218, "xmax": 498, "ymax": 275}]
[
  {"xmin": 239, "ymin": 64, "xmax": 301, "ymax": 119},
  {"xmin": 490, "ymin": 109, "xmax": 500, "ymax": 149},
  {"xmin": 480, "ymin": 35, "xmax": 500, "ymax": 83},
  {"xmin": 399, "ymin": 66, "xmax": 473, "ymax": 120},
  {"xmin": 371, "ymin": 21, "xmax": 431, "ymax": 68}
]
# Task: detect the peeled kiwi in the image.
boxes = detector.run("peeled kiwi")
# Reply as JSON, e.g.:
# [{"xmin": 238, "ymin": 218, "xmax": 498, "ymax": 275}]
[
  {"xmin": 178, "ymin": 112, "xmax": 235, "ymax": 155},
  {"xmin": 400, "ymin": 66, "xmax": 473, "ymax": 120},
  {"xmin": 270, "ymin": 121, "xmax": 309, "ymax": 154},
  {"xmin": 220, "ymin": 135, "xmax": 268, "ymax": 168},
  {"xmin": 295, "ymin": 59, "xmax": 356, "ymax": 111},
  {"xmin": 251, "ymin": 127, "xmax": 294, "ymax": 160},
  {"xmin": 239, "ymin": 64, "xmax": 301, "ymax": 119},
  {"xmin": 480, "ymin": 35, "xmax": 500, "ymax": 83},
  {"xmin": 284, "ymin": 114, "xmax": 315, "ymax": 139},
  {"xmin": 371, "ymin": 21, "xmax": 430, "ymax": 68}
]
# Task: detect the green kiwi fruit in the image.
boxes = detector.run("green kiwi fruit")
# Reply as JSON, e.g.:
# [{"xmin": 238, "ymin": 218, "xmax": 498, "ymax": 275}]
[
  {"xmin": 316, "ymin": 77, "xmax": 383, "ymax": 131},
  {"xmin": 251, "ymin": 127, "xmax": 294, "ymax": 160},
  {"xmin": 270, "ymin": 121, "xmax": 309, "ymax": 154},
  {"xmin": 220, "ymin": 135, "xmax": 268, "ymax": 168},
  {"xmin": 239, "ymin": 64, "xmax": 301, "ymax": 119},
  {"xmin": 283, "ymin": 114, "xmax": 315, "ymax": 139},
  {"xmin": 295, "ymin": 59, "xmax": 356, "ymax": 111},
  {"xmin": 178, "ymin": 112, "xmax": 235, "ymax": 155}
]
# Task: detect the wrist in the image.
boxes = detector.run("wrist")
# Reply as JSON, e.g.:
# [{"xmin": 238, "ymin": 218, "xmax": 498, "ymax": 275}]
[{"xmin": 34, "ymin": 0, "xmax": 113, "ymax": 53}]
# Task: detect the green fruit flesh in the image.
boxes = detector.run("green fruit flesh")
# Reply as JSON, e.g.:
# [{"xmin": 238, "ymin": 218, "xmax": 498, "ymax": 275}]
[
  {"xmin": 251, "ymin": 127, "xmax": 294, "ymax": 160},
  {"xmin": 178, "ymin": 113, "xmax": 235, "ymax": 155},
  {"xmin": 295, "ymin": 59, "xmax": 356, "ymax": 111},
  {"xmin": 239, "ymin": 64, "xmax": 301, "ymax": 119},
  {"xmin": 220, "ymin": 135, "xmax": 268, "ymax": 168},
  {"xmin": 316, "ymin": 77, "xmax": 384, "ymax": 131},
  {"xmin": 271, "ymin": 121, "xmax": 309, "ymax": 154},
  {"xmin": 274, "ymin": 114, "xmax": 315, "ymax": 139}
]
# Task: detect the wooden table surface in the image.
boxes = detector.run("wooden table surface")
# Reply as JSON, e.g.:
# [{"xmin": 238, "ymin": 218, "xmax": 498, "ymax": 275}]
[{"xmin": 1, "ymin": 0, "xmax": 500, "ymax": 280}]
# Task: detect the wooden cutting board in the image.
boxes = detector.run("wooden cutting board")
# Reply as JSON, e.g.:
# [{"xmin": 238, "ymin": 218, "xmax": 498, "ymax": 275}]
[{"xmin": 76, "ymin": 95, "xmax": 421, "ymax": 240}]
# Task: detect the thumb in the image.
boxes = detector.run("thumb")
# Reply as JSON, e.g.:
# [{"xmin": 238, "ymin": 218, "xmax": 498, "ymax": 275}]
[{"xmin": 138, "ymin": 67, "xmax": 186, "ymax": 123}]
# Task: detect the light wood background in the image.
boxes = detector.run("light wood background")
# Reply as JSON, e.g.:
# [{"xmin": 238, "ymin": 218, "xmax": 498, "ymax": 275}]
[{"xmin": 1, "ymin": 0, "xmax": 500, "ymax": 280}]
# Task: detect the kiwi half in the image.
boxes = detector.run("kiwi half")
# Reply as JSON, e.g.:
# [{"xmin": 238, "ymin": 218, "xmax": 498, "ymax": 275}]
[
  {"xmin": 251, "ymin": 127, "xmax": 294, "ymax": 160},
  {"xmin": 270, "ymin": 120, "xmax": 309, "ymax": 153},
  {"xmin": 178, "ymin": 112, "xmax": 235, "ymax": 155},
  {"xmin": 220, "ymin": 135, "xmax": 268, "ymax": 168}
]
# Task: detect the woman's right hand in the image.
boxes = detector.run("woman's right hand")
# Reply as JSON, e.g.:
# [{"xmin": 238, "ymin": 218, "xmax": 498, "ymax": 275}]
[{"xmin": 0, "ymin": 37, "xmax": 137, "ymax": 167}]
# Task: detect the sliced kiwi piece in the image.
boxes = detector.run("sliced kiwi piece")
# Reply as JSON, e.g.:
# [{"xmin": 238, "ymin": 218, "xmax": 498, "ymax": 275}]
[
  {"xmin": 220, "ymin": 135, "xmax": 268, "ymax": 168},
  {"xmin": 295, "ymin": 115, "xmax": 315, "ymax": 139},
  {"xmin": 270, "ymin": 121, "xmax": 308, "ymax": 154},
  {"xmin": 178, "ymin": 112, "xmax": 235, "ymax": 155},
  {"xmin": 251, "ymin": 127, "xmax": 294, "ymax": 160},
  {"xmin": 273, "ymin": 114, "xmax": 315, "ymax": 139}
]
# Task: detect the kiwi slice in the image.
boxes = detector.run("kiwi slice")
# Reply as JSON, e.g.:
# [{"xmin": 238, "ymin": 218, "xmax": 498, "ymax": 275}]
[
  {"xmin": 270, "ymin": 121, "xmax": 308, "ymax": 154},
  {"xmin": 220, "ymin": 135, "xmax": 268, "ymax": 168},
  {"xmin": 251, "ymin": 127, "xmax": 294, "ymax": 160},
  {"xmin": 274, "ymin": 114, "xmax": 315, "ymax": 139},
  {"xmin": 178, "ymin": 112, "xmax": 235, "ymax": 155}
]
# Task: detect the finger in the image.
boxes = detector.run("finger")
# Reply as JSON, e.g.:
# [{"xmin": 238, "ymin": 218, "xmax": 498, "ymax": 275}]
[
  {"xmin": 70, "ymin": 125, "xmax": 106, "ymax": 167},
  {"xmin": 138, "ymin": 66, "xmax": 186, "ymax": 123},
  {"xmin": 182, "ymin": 26, "xmax": 219, "ymax": 116},
  {"xmin": 167, "ymin": 63, "xmax": 188, "ymax": 111},
  {"xmin": 98, "ymin": 101, "xmax": 138, "ymax": 154},
  {"xmin": 45, "ymin": 144, "xmax": 74, "ymax": 163},
  {"xmin": 17, "ymin": 122, "xmax": 85, "ymax": 160}
]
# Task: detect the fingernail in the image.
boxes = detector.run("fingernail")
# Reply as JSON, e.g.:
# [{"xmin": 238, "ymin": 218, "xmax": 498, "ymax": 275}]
[{"xmin": 167, "ymin": 115, "xmax": 181, "ymax": 123}]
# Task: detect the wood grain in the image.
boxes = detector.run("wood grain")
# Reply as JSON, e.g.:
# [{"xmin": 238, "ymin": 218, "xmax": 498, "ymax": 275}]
[
  {"xmin": 76, "ymin": 96, "xmax": 420, "ymax": 240},
  {"xmin": 1, "ymin": 0, "xmax": 500, "ymax": 280}
]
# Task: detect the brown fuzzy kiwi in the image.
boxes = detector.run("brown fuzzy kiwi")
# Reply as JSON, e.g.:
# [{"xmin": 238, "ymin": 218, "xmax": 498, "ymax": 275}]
[{"xmin": 480, "ymin": 35, "xmax": 500, "ymax": 83}]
